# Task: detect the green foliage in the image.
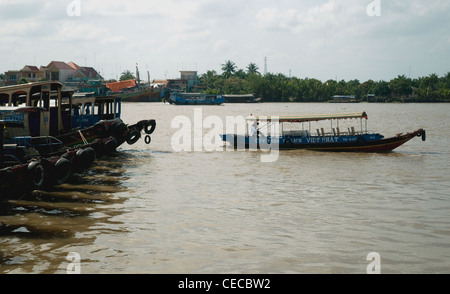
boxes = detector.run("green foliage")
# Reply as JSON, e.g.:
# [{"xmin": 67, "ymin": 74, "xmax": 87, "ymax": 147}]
[
  {"xmin": 120, "ymin": 70, "xmax": 135, "ymax": 81},
  {"xmin": 18, "ymin": 77, "xmax": 29, "ymax": 84},
  {"xmin": 198, "ymin": 63, "xmax": 450, "ymax": 102}
]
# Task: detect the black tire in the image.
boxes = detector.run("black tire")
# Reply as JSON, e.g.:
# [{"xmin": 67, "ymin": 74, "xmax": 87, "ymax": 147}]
[
  {"xmin": 93, "ymin": 122, "xmax": 107, "ymax": 138},
  {"xmin": 54, "ymin": 157, "xmax": 71, "ymax": 185},
  {"xmin": 112, "ymin": 122, "xmax": 128, "ymax": 139},
  {"xmin": 28, "ymin": 161, "xmax": 45, "ymax": 189},
  {"xmin": 127, "ymin": 130, "xmax": 141, "ymax": 145},
  {"xmin": 144, "ymin": 120, "xmax": 156, "ymax": 135},
  {"xmin": 74, "ymin": 147, "xmax": 96, "ymax": 172},
  {"xmin": 104, "ymin": 138, "xmax": 118, "ymax": 154}
]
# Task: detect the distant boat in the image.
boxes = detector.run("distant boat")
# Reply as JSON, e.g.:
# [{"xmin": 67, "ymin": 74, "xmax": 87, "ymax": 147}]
[
  {"xmin": 166, "ymin": 92, "xmax": 225, "ymax": 105},
  {"xmin": 106, "ymin": 79, "xmax": 163, "ymax": 102},
  {"xmin": 221, "ymin": 112, "xmax": 426, "ymax": 152},
  {"xmin": 329, "ymin": 95, "xmax": 361, "ymax": 103},
  {"xmin": 223, "ymin": 94, "xmax": 262, "ymax": 103}
]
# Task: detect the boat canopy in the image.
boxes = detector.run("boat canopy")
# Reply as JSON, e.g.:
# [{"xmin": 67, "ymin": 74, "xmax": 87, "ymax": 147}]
[{"xmin": 246, "ymin": 112, "xmax": 368, "ymax": 123}]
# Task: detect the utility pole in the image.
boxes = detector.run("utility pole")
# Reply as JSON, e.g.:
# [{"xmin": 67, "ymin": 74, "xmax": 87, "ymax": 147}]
[
  {"xmin": 264, "ymin": 57, "xmax": 267, "ymax": 76},
  {"xmin": 136, "ymin": 63, "xmax": 140, "ymax": 86}
]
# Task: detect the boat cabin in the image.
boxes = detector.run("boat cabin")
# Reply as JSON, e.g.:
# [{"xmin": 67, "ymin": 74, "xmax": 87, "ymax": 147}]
[
  {"xmin": 246, "ymin": 112, "xmax": 371, "ymax": 137},
  {"xmin": 68, "ymin": 92, "xmax": 121, "ymax": 129},
  {"xmin": 222, "ymin": 111, "xmax": 425, "ymax": 152},
  {"xmin": 0, "ymin": 82, "xmax": 122, "ymax": 139},
  {"xmin": 0, "ymin": 81, "xmax": 73, "ymax": 139}
]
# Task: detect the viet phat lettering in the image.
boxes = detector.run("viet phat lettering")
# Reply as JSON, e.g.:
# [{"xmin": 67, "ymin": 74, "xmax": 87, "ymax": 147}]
[{"xmin": 305, "ymin": 136, "xmax": 339, "ymax": 143}]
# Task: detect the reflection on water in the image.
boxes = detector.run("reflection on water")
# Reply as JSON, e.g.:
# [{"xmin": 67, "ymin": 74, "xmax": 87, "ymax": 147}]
[{"xmin": 0, "ymin": 152, "xmax": 133, "ymax": 274}]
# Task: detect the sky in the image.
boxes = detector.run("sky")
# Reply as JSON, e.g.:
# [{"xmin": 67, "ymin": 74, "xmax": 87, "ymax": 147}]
[{"xmin": 0, "ymin": 0, "xmax": 449, "ymax": 82}]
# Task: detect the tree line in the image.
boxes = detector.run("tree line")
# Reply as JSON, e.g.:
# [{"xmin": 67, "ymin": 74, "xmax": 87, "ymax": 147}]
[{"xmin": 197, "ymin": 60, "xmax": 450, "ymax": 102}]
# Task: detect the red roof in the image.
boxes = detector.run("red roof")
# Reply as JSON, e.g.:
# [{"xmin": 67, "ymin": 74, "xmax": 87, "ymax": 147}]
[
  {"xmin": 23, "ymin": 65, "xmax": 40, "ymax": 72},
  {"xmin": 106, "ymin": 80, "xmax": 136, "ymax": 92}
]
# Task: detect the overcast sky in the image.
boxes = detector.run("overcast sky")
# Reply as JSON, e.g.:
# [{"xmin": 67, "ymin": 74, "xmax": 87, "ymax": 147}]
[{"xmin": 0, "ymin": 0, "xmax": 449, "ymax": 82}]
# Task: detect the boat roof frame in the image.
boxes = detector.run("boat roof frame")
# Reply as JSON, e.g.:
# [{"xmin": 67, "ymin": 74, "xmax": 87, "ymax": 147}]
[{"xmin": 246, "ymin": 112, "xmax": 368, "ymax": 123}]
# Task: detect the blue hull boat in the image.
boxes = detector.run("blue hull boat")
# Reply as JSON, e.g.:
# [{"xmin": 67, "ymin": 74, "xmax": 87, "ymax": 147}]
[
  {"xmin": 167, "ymin": 92, "xmax": 225, "ymax": 105},
  {"xmin": 221, "ymin": 112, "xmax": 426, "ymax": 152}
]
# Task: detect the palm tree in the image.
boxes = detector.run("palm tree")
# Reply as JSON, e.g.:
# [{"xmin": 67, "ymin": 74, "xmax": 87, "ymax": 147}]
[
  {"xmin": 246, "ymin": 63, "xmax": 260, "ymax": 75},
  {"xmin": 120, "ymin": 70, "xmax": 135, "ymax": 81},
  {"xmin": 221, "ymin": 60, "xmax": 237, "ymax": 78}
]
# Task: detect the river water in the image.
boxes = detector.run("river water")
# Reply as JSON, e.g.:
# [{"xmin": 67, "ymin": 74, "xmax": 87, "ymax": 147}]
[{"xmin": 0, "ymin": 102, "xmax": 449, "ymax": 274}]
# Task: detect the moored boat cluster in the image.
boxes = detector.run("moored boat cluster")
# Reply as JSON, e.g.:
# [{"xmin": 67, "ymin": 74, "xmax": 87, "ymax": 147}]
[{"xmin": 0, "ymin": 81, "xmax": 156, "ymax": 200}]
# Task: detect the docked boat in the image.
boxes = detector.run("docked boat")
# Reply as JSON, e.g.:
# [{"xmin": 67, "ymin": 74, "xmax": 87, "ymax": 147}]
[
  {"xmin": 106, "ymin": 79, "xmax": 163, "ymax": 102},
  {"xmin": 220, "ymin": 112, "xmax": 426, "ymax": 152},
  {"xmin": 1, "ymin": 120, "xmax": 98, "ymax": 197},
  {"xmin": 0, "ymin": 81, "xmax": 156, "ymax": 151},
  {"xmin": 1, "ymin": 81, "xmax": 157, "ymax": 198},
  {"xmin": 167, "ymin": 92, "xmax": 225, "ymax": 105},
  {"xmin": 223, "ymin": 94, "xmax": 263, "ymax": 103}
]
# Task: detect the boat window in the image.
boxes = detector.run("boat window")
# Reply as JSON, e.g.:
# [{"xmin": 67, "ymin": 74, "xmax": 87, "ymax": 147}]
[
  {"xmin": 0, "ymin": 94, "xmax": 9, "ymax": 106},
  {"xmin": 72, "ymin": 105, "xmax": 80, "ymax": 116},
  {"xmin": 83, "ymin": 103, "xmax": 92, "ymax": 115},
  {"xmin": 11, "ymin": 93, "xmax": 27, "ymax": 107}
]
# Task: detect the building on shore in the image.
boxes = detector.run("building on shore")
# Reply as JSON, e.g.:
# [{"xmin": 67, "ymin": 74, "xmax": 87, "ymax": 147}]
[
  {"xmin": 166, "ymin": 70, "xmax": 202, "ymax": 92},
  {"xmin": 3, "ymin": 61, "xmax": 103, "ymax": 87}
]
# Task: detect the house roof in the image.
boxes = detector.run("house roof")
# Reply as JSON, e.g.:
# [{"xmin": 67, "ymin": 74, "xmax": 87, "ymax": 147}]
[
  {"xmin": 22, "ymin": 65, "xmax": 40, "ymax": 72},
  {"xmin": 67, "ymin": 61, "xmax": 81, "ymax": 70},
  {"xmin": 72, "ymin": 66, "xmax": 101, "ymax": 79},
  {"xmin": 47, "ymin": 61, "xmax": 74, "ymax": 70},
  {"xmin": 81, "ymin": 67, "xmax": 99, "ymax": 78}
]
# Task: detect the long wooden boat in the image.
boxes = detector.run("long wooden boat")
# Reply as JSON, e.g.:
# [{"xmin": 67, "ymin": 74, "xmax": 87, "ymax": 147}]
[
  {"xmin": 1, "ymin": 82, "xmax": 157, "ymax": 198},
  {"xmin": 167, "ymin": 92, "xmax": 225, "ymax": 105},
  {"xmin": 106, "ymin": 80, "xmax": 163, "ymax": 102},
  {"xmin": 221, "ymin": 112, "xmax": 426, "ymax": 152},
  {"xmin": 223, "ymin": 94, "xmax": 263, "ymax": 103},
  {"xmin": 0, "ymin": 81, "xmax": 156, "ymax": 151}
]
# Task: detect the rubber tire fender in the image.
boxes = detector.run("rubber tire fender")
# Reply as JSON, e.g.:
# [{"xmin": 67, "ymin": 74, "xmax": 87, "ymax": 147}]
[
  {"xmin": 74, "ymin": 147, "xmax": 96, "ymax": 172},
  {"xmin": 144, "ymin": 120, "xmax": 156, "ymax": 135},
  {"xmin": 112, "ymin": 122, "xmax": 129, "ymax": 139},
  {"xmin": 93, "ymin": 122, "xmax": 107, "ymax": 138},
  {"xmin": 104, "ymin": 138, "xmax": 118, "ymax": 154},
  {"xmin": 421, "ymin": 129, "xmax": 426, "ymax": 141},
  {"xmin": 28, "ymin": 161, "xmax": 45, "ymax": 189},
  {"xmin": 54, "ymin": 157, "xmax": 72, "ymax": 185},
  {"xmin": 127, "ymin": 129, "xmax": 141, "ymax": 145}
]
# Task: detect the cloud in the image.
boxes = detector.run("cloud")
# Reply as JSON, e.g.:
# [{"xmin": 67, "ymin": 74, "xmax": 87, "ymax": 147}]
[{"xmin": 0, "ymin": 0, "xmax": 449, "ymax": 81}]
